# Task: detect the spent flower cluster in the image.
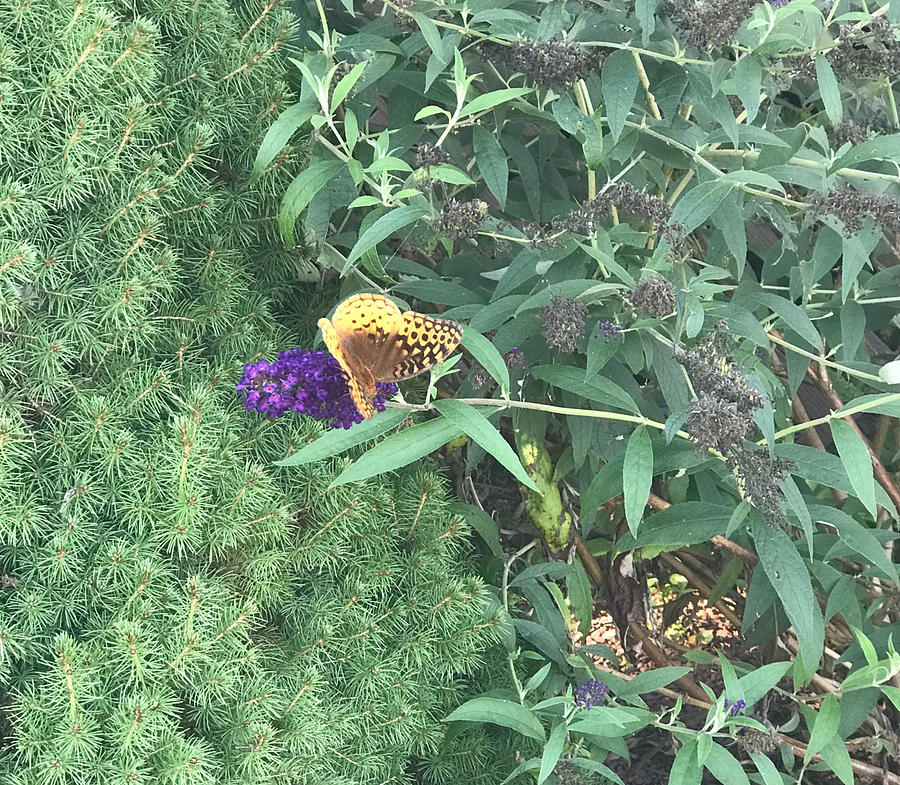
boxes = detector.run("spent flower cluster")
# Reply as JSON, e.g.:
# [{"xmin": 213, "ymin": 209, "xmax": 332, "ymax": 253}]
[
  {"xmin": 540, "ymin": 295, "xmax": 587, "ymax": 353},
  {"xmin": 625, "ymin": 275, "xmax": 677, "ymax": 318},
  {"xmin": 664, "ymin": 0, "xmax": 761, "ymax": 51},
  {"xmin": 678, "ymin": 329, "xmax": 793, "ymax": 526},
  {"xmin": 237, "ymin": 349, "xmax": 398, "ymax": 428},
  {"xmin": 815, "ymin": 186, "xmax": 900, "ymax": 233},
  {"xmin": 483, "ymin": 38, "xmax": 601, "ymax": 88},
  {"xmin": 438, "ymin": 198, "xmax": 488, "ymax": 241}
]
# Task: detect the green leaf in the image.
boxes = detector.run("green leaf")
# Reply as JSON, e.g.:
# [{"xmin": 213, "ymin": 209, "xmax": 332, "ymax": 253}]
[
  {"xmin": 473, "ymin": 125, "xmax": 509, "ymax": 208},
  {"xmin": 616, "ymin": 667, "xmax": 689, "ymax": 698},
  {"xmin": 734, "ymin": 56, "xmax": 762, "ymax": 123},
  {"xmin": 330, "ymin": 60, "xmax": 367, "ymax": 114},
  {"xmin": 831, "ymin": 133, "xmax": 900, "ymax": 171},
  {"xmin": 623, "ymin": 426, "xmax": 653, "ymax": 536},
  {"xmin": 411, "ymin": 11, "xmax": 445, "ymax": 60},
  {"xmin": 514, "ymin": 619, "xmax": 567, "ymax": 665},
  {"xmin": 461, "ymin": 325, "xmax": 510, "ymax": 395},
  {"xmin": 538, "ymin": 721, "xmax": 567, "ymax": 785},
  {"xmin": 703, "ymin": 743, "xmax": 750, "ymax": 785},
  {"xmin": 616, "ymin": 503, "xmax": 735, "ymax": 553},
  {"xmin": 840, "ymin": 299, "xmax": 866, "ymax": 361},
  {"xmin": 391, "ymin": 280, "xmax": 481, "ymax": 306},
  {"xmin": 444, "ymin": 697, "xmax": 546, "ymax": 742},
  {"xmin": 779, "ymin": 475, "xmax": 813, "ymax": 557},
  {"xmin": 568, "ymin": 706, "xmax": 652, "ymax": 736},
  {"xmin": 530, "ymin": 365, "xmax": 638, "ymax": 414},
  {"xmin": 752, "ymin": 516, "xmax": 824, "ymax": 676},
  {"xmin": 452, "ymin": 502, "xmax": 502, "ymax": 556},
  {"xmin": 811, "ymin": 504, "xmax": 899, "ymax": 583},
  {"xmin": 417, "ymin": 163, "xmax": 475, "ymax": 186},
  {"xmin": 669, "ymin": 741, "xmax": 702, "ymax": 785},
  {"xmin": 818, "ymin": 735, "xmax": 854, "ymax": 785},
  {"xmin": 815, "ymin": 54, "xmax": 842, "ymax": 126},
  {"xmin": 275, "ymin": 408, "xmax": 409, "ymax": 466},
  {"xmin": 671, "ymin": 181, "xmax": 733, "ymax": 233},
  {"xmin": 737, "ymin": 661, "xmax": 792, "ymax": 706},
  {"xmin": 804, "ymin": 694, "xmax": 839, "ymax": 763},
  {"xmin": 777, "ymin": 443, "xmax": 896, "ymax": 515},
  {"xmin": 252, "ymin": 97, "xmax": 316, "ymax": 182},
  {"xmin": 749, "ymin": 753, "xmax": 784, "ymax": 785},
  {"xmin": 601, "ymin": 49, "xmax": 639, "ymax": 143},
  {"xmin": 278, "ymin": 157, "xmax": 347, "ymax": 246},
  {"xmin": 434, "ymin": 400, "xmax": 539, "ymax": 492},
  {"xmin": 568, "ymin": 556, "xmax": 593, "ymax": 638},
  {"xmin": 344, "ymin": 203, "xmax": 429, "ymax": 270},
  {"xmin": 829, "ymin": 419, "xmax": 877, "ymax": 518},
  {"xmin": 745, "ymin": 292, "xmax": 821, "ymax": 350},
  {"xmin": 460, "ymin": 87, "xmax": 533, "ymax": 118},
  {"xmin": 331, "ymin": 416, "xmax": 463, "ymax": 487},
  {"xmin": 636, "ymin": 0, "xmax": 656, "ymax": 44}
]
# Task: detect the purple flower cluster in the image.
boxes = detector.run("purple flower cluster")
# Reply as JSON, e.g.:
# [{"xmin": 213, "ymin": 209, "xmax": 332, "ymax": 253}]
[
  {"xmin": 236, "ymin": 349, "xmax": 398, "ymax": 429},
  {"xmin": 595, "ymin": 320, "xmax": 624, "ymax": 343},
  {"xmin": 574, "ymin": 679, "xmax": 608, "ymax": 708},
  {"xmin": 724, "ymin": 698, "xmax": 746, "ymax": 714}
]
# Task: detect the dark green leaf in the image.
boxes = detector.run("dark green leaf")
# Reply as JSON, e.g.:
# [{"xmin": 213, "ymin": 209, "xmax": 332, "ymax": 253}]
[
  {"xmin": 623, "ymin": 426, "xmax": 653, "ymax": 536},
  {"xmin": 752, "ymin": 516, "xmax": 824, "ymax": 676},
  {"xmin": 538, "ymin": 722, "xmax": 567, "ymax": 785},
  {"xmin": 278, "ymin": 158, "xmax": 347, "ymax": 246},
  {"xmin": 530, "ymin": 365, "xmax": 638, "ymax": 414},
  {"xmin": 815, "ymin": 54, "xmax": 842, "ymax": 126},
  {"xmin": 601, "ymin": 49, "xmax": 639, "ymax": 143},
  {"xmin": 345, "ymin": 204, "xmax": 429, "ymax": 269},
  {"xmin": 474, "ymin": 125, "xmax": 509, "ymax": 208},
  {"xmin": 462, "ymin": 325, "xmax": 510, "ymax": 394},
  {"xmin": 444, "ymin": 697, "xmax": 546, "ymax": 742},
  {"xmin": 829, "ymin": 419, "xmax": 877, "ymax": 518},
  {"xmin": 435, "ymin": 400, "xmax": 539, "ymax": 491},
  {"xmin": 331, "ymin": 416, "xmax": 463, "ymax": 486},
  {"xmin": 275, "ymin": 409, "xmax": 409, "ymax": 466}
]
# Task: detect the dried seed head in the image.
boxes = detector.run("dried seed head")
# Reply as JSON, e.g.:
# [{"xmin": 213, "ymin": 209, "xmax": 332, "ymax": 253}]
[
  {"xmin": 540, "ymin": 294, "xmax": 587, "ymax": 353},
  {"xmin": 625, "ymin": 275, "xmax": 677, "ymax": 319},
  {"xmin": 483, "ymin": 38, "xmax": 601, "ymax": 88},
  {"xmin": 438, "ymin": 198, "xmax": 488, "ymax": 241},
  {"xmin": 727, "ymin": 448, "xmax": 795, "ymax": 528},
  {"xmin": 414, "ymin": 143, "xmax": 452, "ymax": 168},
  {"xmin": 687, "ymin": 392, "xmax": 756, "ymax": 453},
  {"xmin": 815, "ymin": 186, "xmax": 900, "ymax": 233},
  {"xmin": 664, "ymin": 0, "xmax": 761, "ymax": 50}
]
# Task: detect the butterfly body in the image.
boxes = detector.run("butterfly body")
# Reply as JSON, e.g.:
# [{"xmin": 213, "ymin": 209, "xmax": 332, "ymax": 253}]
[{"xmin": 318, "ymin": 293, "xmax": 462, "ymax": 419}]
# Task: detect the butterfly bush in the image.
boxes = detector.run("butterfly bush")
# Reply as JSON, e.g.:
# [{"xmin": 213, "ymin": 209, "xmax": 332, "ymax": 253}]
[{"xmin": 236, "ymin": 349, "xmax": 398, "ymax": 429}]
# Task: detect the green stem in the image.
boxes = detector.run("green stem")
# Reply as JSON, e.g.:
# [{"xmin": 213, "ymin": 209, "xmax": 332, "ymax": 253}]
[
  {"xmin": 313, "ymin": 0, "xmax": 331, "ymax": 59},
  {"xmin": 767, "ymin": 332, "xmax": 884, "ymax": 384},
  {"xmin": 766, "ymin": 392, "xmax": 900, "ymax": 443}
]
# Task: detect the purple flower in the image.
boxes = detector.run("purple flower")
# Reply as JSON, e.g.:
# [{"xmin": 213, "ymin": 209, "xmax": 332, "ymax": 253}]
[
  {"xmin": 595, "ymin": 319, "xmax": 623, "ymax": 343},
  {"xmin": 236, "ymin": 349, "xmax": 398, "ymax": 429},
  {"xmin": 574, "ymin": 679, "xmax": 608, "ymax": 708},
  {"xmin": 723, "ymin": 698, "xmax": 746, "ymax": 714}
]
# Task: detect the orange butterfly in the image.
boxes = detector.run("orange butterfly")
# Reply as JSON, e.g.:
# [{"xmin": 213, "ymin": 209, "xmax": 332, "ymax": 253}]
[{"xmin": 318, "ymin": 293, "xmax": 463, "ymax": 419}]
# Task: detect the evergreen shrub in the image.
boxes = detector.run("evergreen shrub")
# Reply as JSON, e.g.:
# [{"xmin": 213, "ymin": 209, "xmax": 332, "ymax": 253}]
[{"xmin": 0, "ymin": 0, "xmax": 505, "ymax": 781}]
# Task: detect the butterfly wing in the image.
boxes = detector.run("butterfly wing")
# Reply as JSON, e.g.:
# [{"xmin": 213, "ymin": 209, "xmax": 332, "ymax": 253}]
[
  {"xmin": 371, "ymin": 310, "xmax": 463, "ymax": 382},
  {"xmin": 318, "ymin": 314, "xmax": 378, "ymax": 419}
]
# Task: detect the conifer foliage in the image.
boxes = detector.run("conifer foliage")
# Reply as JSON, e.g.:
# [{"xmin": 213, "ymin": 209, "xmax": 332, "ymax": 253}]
[{"xmin": 0, "ymin": 0, "xmax": 502, "ymax": 781}]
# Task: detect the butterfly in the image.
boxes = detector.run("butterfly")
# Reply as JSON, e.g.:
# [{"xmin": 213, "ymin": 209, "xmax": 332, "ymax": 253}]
[{"xmin": 318, "ymin": 293, "xmax": 463, "ymax": 419}]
